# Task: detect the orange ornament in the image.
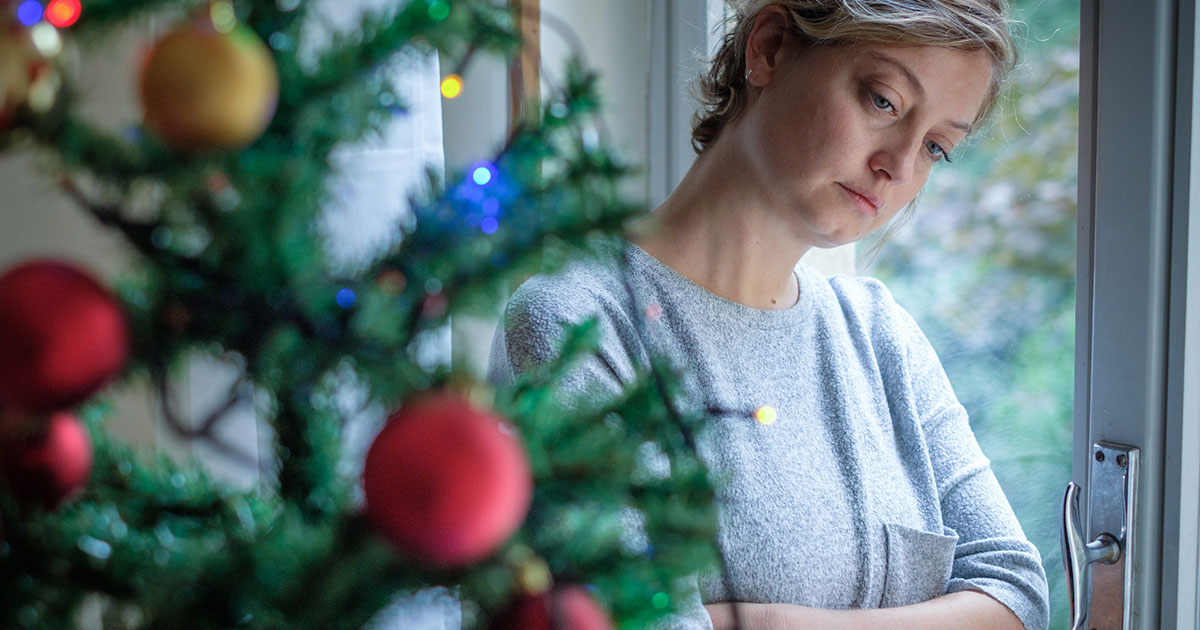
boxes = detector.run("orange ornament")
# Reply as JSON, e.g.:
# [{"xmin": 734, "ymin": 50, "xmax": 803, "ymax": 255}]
[{"xmin": 139, "ymin": 13, "xmax": 278, "ymax": 150}]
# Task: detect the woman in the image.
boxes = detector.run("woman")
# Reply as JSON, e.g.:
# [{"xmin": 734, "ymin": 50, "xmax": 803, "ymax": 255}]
[{"xmin": 488, "ymin": 1, "xmax": 1050, "ymax": 629}]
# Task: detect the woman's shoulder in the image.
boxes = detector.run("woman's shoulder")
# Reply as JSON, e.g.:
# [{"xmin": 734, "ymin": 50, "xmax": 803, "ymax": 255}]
[
  {"xmin": 804, "ymin": 267, "xmax": 925, "ymax": 348},
  {"xmin": 806, "ymin": 268, "xmax": 902, "ymax": 319},
  {"xmin": 504, "ymin": 244, "xmax": 632, "ymax": 329}
]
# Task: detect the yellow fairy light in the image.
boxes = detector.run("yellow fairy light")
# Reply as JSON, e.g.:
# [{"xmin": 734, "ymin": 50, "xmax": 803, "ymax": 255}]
[
  {"xmin": 440, "ymin": 74, "xmax": 463, "ymax": 99},
  {"xmin": 210, "ymin": 1, "xmax": 237, "ymax": 33},
  {"xmin": 755, "ymin": 405, "xmax": 777, "ymax": 426}
]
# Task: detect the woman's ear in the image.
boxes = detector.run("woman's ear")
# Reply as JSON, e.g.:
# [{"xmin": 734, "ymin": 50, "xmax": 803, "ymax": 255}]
[{"xmin": 744, "ymin": 5, "xmax": 791, "ymax": 87}]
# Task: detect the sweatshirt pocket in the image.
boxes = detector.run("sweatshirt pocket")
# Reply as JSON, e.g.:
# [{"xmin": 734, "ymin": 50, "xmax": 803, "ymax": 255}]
[{"xmin": 879, "ymin": 522, "xmax": 959, "ymax": 608}]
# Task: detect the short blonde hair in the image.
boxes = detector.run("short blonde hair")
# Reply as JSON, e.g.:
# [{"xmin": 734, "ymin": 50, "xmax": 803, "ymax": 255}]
[{"xmin": 692, "ymin": 0, "xmax": 1017, "ymax": 154}]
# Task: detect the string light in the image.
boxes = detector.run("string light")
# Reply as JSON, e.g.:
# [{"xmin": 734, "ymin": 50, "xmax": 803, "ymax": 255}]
[
  {"xmin": 377, "ymin": 270, "xmax": 406, "ymax": 294},
  {"xmin": 29, "ymin": 22, "xmax": 62, "ymax": 56},
  {"xmin": 755, "ymin": 405, "xmax": 777, "ymax": 426},
  {"xmin": 471, "ymin": 164, "xmax": 493, "ymax": 186},
  {"xmin": 16, "ymin": 1, "xmax": 43, "ymax": 26},
  {"xmin": 480, "ymin": 217, "xmax": 499, "ymax": 234},
  {"xmin": 335, "ymin": 288, "xmax": 356, "ymax": 309},
  {"xmin": 427, "ymin": 0, "xmax": 451, "ymax": 22},
  {"xmin": 44, "ymin": 0, "xmax": 80, "ymax": 27},
  {"xmin": 440, "ymin": 74, "xmax": 463, "ymax": 99},
  {"xmin": 210, "ymin": 1, "xmax": 237, "ymax": 33},
  {"xmin": 651, "ymin": 592, "xmax": 670, "ymax": 609},
  {"xmin": 645, "ymin": 303, "xmax": 663, "ymax": 321}
]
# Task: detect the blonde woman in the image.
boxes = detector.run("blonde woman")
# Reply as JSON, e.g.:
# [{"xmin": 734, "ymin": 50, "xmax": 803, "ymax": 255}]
[{"xmin": 488, "ymin": 1, "xmax": 1050, "ymax": 628}]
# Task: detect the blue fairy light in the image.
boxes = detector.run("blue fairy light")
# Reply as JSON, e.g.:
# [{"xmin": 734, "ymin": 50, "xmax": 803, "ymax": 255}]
[
  {"xmin": 336, "ymin": 288, "xmax": 356, "ymax": 309},
  {"xmin": 482, "ymin": 198, "xmax": 500, "ymax": 216},
  {"xmin": 480, "ymin": 217, "xmax": 499, "ymax": 234},
  {"xmin": 17, "ymin": 1, "xmax": 43, "ymax": 26},
  {"xmin": 471, "ymin": 163, "xmax": 494, "ymax": 186}
]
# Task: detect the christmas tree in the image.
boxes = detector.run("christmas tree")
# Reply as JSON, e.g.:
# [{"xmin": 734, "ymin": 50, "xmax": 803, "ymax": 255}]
[{"xmin": 0, "ymin": 1, "xmax": 722, "ymax": 628}]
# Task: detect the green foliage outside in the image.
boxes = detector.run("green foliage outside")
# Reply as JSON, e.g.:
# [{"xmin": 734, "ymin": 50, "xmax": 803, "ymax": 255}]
[{"xmin": 862, "ymin": 1, "xmax": 1080, "ymax": 627}]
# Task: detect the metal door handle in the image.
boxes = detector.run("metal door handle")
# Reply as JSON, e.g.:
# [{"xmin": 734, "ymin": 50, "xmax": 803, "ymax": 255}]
[
  {"xmin": 1062, "ymin": 482, "xmax": 1120, "ymax": 629},
  {"xmin": 1060, "ymin": 442, "xmax": 1139, "ymax": 630}
]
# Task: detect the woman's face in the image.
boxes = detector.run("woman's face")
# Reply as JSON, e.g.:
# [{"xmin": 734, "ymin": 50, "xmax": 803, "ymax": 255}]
[{"xmin": 737, "ymin": 37, "xmax": 994, "ymax": 249}]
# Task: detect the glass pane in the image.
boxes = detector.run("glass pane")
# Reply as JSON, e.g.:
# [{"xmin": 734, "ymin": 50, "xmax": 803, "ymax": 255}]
[{"xmin": 860, "ymin": 2, "xmax": 1079, "ymax": 627}]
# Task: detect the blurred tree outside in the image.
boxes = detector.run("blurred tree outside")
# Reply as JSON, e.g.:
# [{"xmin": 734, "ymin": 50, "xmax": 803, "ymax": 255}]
[{"xmin": 861, "ymin": 1, "xmax": 1079, "ymax": 627}]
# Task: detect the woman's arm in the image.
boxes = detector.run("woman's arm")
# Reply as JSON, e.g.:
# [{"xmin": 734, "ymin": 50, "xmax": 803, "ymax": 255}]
[{"xmin": 704, "ymin": 590, "xmax": 1023, "ymax": 630}]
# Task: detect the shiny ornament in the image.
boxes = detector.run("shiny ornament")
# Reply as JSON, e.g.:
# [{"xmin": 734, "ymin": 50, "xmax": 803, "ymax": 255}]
[
  {"xmin": 362, "ymin": 390, "xmax": 532, "ymax": 567},
  {"xmin": 1, "ymin": 411, "xmax": 93, "ymax": 508},
  {"xmin": 0, "ymin": 260, "xmax": 129, "ymax": 413},
  {"xmin": 491, "ymin": 586, "xmax": 613, "ymax": 630},
  {"xmin": 139, "ymin": 13, "xmax": 278, "ymax": 150},
  {"xmin": 0, "ymin": 17, "xmax": 63, "ymax": 130}
]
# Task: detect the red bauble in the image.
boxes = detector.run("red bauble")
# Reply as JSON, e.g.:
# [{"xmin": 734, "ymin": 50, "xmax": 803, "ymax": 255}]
[
  {"xmin": 0, "ymin": 260, "xmax": 129, "ymax": 413},
  {"xmin": 362, "ymin": 390, "xmax": 532, "ymax": 567},
  {"xmin": 492, "ymin": 586, "xmax": 613, "ymax": 630},
  {"xmin": 1, "ymin": 412, "xmax": 93, "ymax": 508}
]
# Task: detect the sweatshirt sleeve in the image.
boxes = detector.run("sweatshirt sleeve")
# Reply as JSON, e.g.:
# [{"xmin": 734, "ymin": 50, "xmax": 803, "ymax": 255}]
[
  {"xmin": 487, "ymin": 273, "xmax": 639, "ymax": 404},
  {"xmin": 889, "ymin": 295, "xmax": 1051, "ymax": 630}
]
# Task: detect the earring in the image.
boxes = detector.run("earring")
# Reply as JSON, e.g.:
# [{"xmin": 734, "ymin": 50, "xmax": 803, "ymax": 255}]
[{"xmin": 745, "ymin": 68, "xmax": 753, "ymax": 81}]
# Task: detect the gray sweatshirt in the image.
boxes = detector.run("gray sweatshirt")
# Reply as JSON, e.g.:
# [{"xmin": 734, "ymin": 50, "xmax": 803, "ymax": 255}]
[{"xmin": 486, "ymin": 240, "xmax": 1050, "ymax": 630}]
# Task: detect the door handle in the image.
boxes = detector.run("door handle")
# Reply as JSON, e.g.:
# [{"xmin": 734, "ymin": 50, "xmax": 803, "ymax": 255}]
[{"xmin": 1060, "ymin": 442, "xmax": 1139, "ymax": 630}]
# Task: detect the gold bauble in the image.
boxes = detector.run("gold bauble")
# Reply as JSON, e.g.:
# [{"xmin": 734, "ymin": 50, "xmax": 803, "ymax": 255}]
[{"xmin": 139, "ymin": 17, "xmax": 278, "ymax": 150}]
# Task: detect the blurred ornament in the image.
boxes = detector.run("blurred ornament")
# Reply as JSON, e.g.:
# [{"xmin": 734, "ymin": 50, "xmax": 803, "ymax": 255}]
[
  {"xmin": 1, "ymin": 411, "xmax": 93, "ymax": 508},
  {"xmin": 0, "ymin": 12, "xmax": 64, "ymax": 130},
  {"xmin": 0, "ymin": 260, "xmax": 129, "ymax": 413},
  {"xmin": 139, "ymin": 5, "xmax": 279, "ymax": 150},
  {"xmin": 362, "ymin": 389, "xmax": 532, "ymax": 567},
  {"xmin": 491, "ymin": 586, "xmax": 613, "ymax": 630}
]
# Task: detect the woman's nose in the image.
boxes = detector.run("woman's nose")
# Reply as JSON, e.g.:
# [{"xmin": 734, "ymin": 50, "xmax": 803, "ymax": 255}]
[{"xmin": 867, "ymin": 138, "xmax": 918, "ymax": 187}]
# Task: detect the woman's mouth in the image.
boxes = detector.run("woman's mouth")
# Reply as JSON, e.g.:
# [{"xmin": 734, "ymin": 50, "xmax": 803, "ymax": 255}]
[{"xmin": 838, "ymin": 183, "xmax": 881, "ymax": 217}]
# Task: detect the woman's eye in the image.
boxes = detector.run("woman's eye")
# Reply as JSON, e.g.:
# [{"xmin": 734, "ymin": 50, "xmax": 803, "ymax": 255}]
[
  {"xmin": 925, "ymin": 139, "xmax": 953, "ymax": 163},
  {"xmin": 870, "ymin": 91, "xmax": 894, "ymax": 112}
]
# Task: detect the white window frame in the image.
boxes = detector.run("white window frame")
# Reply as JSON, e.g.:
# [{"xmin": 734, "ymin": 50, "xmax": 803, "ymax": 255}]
[{"xmin": 1078, "ymin": 1, "xmax": 1200, "ymax": 627}]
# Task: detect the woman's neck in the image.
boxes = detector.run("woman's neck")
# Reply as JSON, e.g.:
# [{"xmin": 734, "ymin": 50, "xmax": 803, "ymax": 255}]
[{"xmin": 628, "ymin": 141, "xmax": 809, "ymax": 311}]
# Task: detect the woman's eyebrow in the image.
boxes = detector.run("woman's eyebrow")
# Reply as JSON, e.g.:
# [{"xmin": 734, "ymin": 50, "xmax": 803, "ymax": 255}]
[
  {"xmin": 865, "ymin": 50, "xmax": 972, "ymax": 133},
  {"xmin": 865, "ymin": 50, "xmax": 926, "ymax": 99}
]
